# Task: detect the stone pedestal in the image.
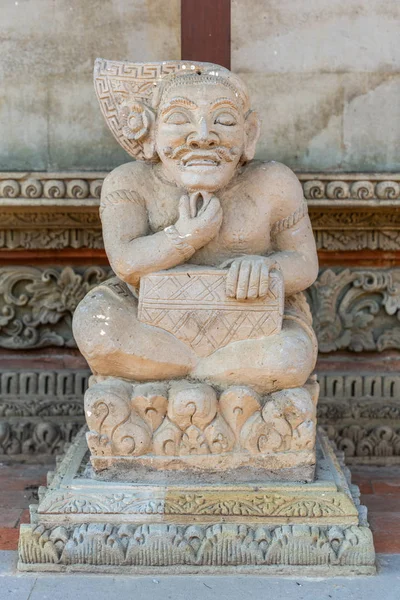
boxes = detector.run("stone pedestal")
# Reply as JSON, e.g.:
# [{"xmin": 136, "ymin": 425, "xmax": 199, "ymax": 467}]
[{"xmin": 18, "ymin": 427, "xmax": 375, "ymax": 575}]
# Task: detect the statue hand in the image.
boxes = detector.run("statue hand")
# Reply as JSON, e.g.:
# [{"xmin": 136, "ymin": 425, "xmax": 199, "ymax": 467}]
[
  {"xmin": 175, "ymin": 193, "xmax": 223, "ymax": 250},
  {"xmin": 221, "ymin": 256, "xmax": 279, "ymax": 300}
]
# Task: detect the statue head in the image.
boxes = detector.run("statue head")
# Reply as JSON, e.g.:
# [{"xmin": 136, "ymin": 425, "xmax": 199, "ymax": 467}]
[{"xmin": 94, "ymin": 60, "xmax": 261, "ymax": 192}]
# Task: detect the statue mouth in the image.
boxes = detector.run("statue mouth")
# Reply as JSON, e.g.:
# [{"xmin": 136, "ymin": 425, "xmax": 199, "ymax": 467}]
[{"xmin": 181, "ymin": 153, "xmax": 221, "ymax": 168}]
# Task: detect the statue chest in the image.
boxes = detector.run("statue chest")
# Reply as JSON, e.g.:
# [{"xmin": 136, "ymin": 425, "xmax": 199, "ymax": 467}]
[{"xmin": 146, "ymin": 190, "xmax": 272, "ymax": 263}]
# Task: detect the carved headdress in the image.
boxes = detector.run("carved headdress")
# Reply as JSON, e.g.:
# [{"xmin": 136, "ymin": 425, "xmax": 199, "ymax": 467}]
[{"xmin": 94, "ymin": 59, "xmax": 251, "ymax": 161}]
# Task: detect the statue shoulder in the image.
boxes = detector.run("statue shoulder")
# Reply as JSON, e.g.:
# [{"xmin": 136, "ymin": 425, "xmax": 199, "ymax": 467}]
[
  {"xmin": 100, "ymin": 161, "xmax": 152, "ymax": 212},
  {"xmin": 248, "ymin": 161, "xmax": 304, "ymax": 221},
  {"xmin": 101, "ymin": 161, "xmax": 152, "ymax": 196}
]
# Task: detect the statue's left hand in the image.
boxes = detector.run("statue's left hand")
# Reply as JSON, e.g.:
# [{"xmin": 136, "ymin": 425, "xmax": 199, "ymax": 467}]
[{"xmin": 221, "ymin": 256, "xmax": 279, "ymax": 300}]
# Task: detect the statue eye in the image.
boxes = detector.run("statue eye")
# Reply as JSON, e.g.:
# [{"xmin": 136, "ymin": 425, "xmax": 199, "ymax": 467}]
[
  {"xmin": 214, "ymin": 112, "xmax": 237, "ymax": 126},
  {"xmin": 165, "ymin": 111, "xmax": 190, "ymax": 125}
]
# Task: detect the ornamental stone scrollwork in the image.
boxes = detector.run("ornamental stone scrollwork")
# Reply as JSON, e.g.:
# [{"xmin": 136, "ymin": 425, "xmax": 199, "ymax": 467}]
[
  {"xmin": 0, "ymin": 266, "xmax": 111, "ymax": 349},
  {"xmin": 306, "ymin": 268, "xmax": 400, "ymax": 352},
  {"xmin": 19, "ymin": 522, "xmax": 375, "ymax": 569},
  {"xmin": 0, "ymin": 266, "xmax": 398, "ymax": 353},
  {"xmin": 85, "ymin": 378, "xmax": 318, "ymax": 476},
  {"xmin": 0, "ymin": 173, "xmax": 399, "ymax": 251},
  {"xmin": 0, "ymin": 369, "xmax": 89, "ymax": 456},
  {"xmin": 302, "ymin": 177, "xmax": 400, "ymax": 201},
  {"xmin": 0, "ymin": 175, "xmax": 105, "ymax": 199},
  {"xmin": 317, "ymin": 372, "xmax": 400, "ymax": 464},
  {"xmin": 0, "ymin": 420, "xmax": 82, "ymax": 456},
  {"xmin": 2, "ymin": 173, "xmax": 400, "ymax": 202}
]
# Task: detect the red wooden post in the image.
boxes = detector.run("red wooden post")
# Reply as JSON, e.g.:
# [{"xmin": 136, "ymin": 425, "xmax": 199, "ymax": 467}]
[{"xmin": 181, "ymin": 0, "xmax": 231, "ymax": 69}]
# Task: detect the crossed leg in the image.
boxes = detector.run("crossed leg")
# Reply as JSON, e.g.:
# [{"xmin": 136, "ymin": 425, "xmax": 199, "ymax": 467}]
[{"xmin": 73, "ymin": 278, "xmax": 317, "ymax": 394}]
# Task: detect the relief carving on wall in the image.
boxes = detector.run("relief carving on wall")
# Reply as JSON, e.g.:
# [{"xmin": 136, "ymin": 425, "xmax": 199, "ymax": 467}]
[
  {"xmin": 1, "ymin": 173, "xmax": 400, "ymax": 251},
  {"xmin": 0, "ymin": 266, "xmax": 398, "ymax": 353},
  {"xmin": 0, "ymin": 267, "xmax": 110, "ymax": 349}
]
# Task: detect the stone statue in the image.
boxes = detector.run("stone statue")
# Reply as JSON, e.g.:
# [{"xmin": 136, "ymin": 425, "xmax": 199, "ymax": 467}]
[{"xmin": 72, "ymin": 60, "xmax": 320, "ymax": 479}]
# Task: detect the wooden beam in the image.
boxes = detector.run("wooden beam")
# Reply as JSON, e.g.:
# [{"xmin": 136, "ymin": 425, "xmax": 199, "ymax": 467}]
[{"xmin": 181, "ymin": 0, "xmax": 231, "ymax": 69}]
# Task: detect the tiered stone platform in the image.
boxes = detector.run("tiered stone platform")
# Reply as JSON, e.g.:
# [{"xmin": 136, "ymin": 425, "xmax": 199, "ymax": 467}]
[{"xmin": 18, "ymin": 428, "xmax": 375, "ymax": 575}]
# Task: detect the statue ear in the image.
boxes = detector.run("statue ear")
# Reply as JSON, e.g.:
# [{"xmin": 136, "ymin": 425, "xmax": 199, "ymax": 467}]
[
  {"xmin": 120, "ymin": 101, "xmax": 157, "ymax": 161},
  {"xmin": 242, "ymin": 110, "xmax": 261, "ymax": 162}
]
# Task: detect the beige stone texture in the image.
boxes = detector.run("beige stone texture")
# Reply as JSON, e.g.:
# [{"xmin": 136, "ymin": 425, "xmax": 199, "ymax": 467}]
[
  {"xmin": 231, "ymin": 0, "xmax": 400, "ymax": 171},
  {"xmin": 71, "ymin": 59, "xmax": 320, "ymax": 477},
  {"xmin": 1, "ymin": 0, "xmax": 399, "ymax": 171},
  {"xmin": 0, "ymin": 0, "xmax": 180, "ymax": 170},
  {"xmin": 84, "ymin": 377, "xmax": 318, "ymax": 482},
  {"xmin": 17, "ymin": 428, "xmax": 376, "ymax": 574},
  {"xmin": 232, "ymin": 0, "xmax": 400, "ymax": 73}
]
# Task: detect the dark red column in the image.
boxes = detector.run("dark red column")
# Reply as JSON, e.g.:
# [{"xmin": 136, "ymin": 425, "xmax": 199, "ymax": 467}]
[{"xmin": 181, "ymin": 0, "xmax": 231, "ymax": 69}]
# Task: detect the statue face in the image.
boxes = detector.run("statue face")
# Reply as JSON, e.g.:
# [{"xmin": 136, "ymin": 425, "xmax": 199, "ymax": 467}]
[{"xmin": 155, "ymin": 82, "xmax": 245, "ymax": 192}]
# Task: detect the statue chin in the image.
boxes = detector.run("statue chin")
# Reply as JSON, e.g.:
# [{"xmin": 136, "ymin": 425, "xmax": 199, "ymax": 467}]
[{"xmin": 164, "ymin": 162, "xmax": 239, "ymax": 192}]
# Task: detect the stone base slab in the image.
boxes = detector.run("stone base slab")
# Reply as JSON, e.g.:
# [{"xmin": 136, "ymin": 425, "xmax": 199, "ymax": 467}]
[{"xmin": 17, "ymin": 427, "xmax": 376, "ymax": 574}]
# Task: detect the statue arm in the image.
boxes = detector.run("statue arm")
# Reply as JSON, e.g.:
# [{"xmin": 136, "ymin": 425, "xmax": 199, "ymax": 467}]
[
  {"xmin": 270, "ymin": 210, "xmax": 319, "ymax": 296},
  {"xmin": 224, "ymin": 164, "xmax": 318, "ymax": 300},
  {"xmin": 268, "ymin": 166, "xmax": 318, "ymax": 295},
  {"xmin": 101, "ymin": 190, "xmax": 194, "ymax": 288}
]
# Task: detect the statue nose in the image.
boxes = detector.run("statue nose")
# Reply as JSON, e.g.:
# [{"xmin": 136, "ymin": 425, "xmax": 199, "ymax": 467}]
[{"xmin": 187, "ymin": 125, "xmax": 219, "ymax": 149}]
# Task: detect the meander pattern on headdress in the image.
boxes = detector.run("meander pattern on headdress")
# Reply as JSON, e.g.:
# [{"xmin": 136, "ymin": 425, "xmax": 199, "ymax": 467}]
[{"xmin": 94, "ymin": 59, "xmax": 250, "ymax": 161}]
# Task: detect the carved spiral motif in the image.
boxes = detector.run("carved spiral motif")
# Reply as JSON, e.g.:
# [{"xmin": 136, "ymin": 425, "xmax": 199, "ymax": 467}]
[
  {"xmin": 350, "ymin": 181, "xmax": 374, "ymax": 199},
  {"xmin": 326, "ymin": 181, "xmax": 350, "ymax": 199},
  {"xmin": 43, "ymin": 180, "xmax": 67, "ymax": 199},
  {"xmin": 375, "ymin": 181, "xmax": 400, "ymax": 200},
  {"xmin": 90, "ymin": 180, "xmax": 103, "ymax": 199},
  {"xmin": 21, "ymin": 179, "xmax": 43, "ymax": 198},
  {"xmin": 66, "ymin": 180, "xmax": 90, "ymax": 199},
  {"xmin": 303, "ymin": 180, "xmax": 325, "ymax": 199},
  {"xmin": 0, "ymin": 180, "xmax": 20, "ymax": 198}
]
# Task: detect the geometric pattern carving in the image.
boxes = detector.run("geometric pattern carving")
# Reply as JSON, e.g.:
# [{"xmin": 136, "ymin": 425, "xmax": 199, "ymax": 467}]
[
  {"xmin": 17, "ymin": 430, "xmax": 375, "ymax": 573},
  {"xmin": 1, "ymin": 172, "xmax": 400, "ymax": 251},
  {"xmin": 94, "ymin": 59, "xmax": 206, "ymax": 160},
  {"xmin": 0, "ymin": 369, "xmax": 89, "ymax": 456},
  {"xmin": 138, "ymin": 269, "xmax": 284, "ymax": 356},
  {"xmin": 1, "ymin": 266, "xmax": 399, "ymax": 353}
]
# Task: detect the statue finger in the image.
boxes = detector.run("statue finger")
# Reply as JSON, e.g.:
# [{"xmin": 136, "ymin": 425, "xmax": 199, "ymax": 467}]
[
  {"xmin": 196, "ymin": 191, "xmax": 214, "ymax": 216},
  {"xmin": 259, "ymin": 263, "xmax": 270, "ymax": 297},
  {"xmin": 179, "ymin": 194, "xmax": 191, "ymax": 219},
  {"xmin": 247, "ymin": 262, "xmax": 261, "ymax": 299},
  {"xmin": 201, "ymin": 195, "xmax": 221, "ymax": 218},
  {"xmin": 236, "ymin": 261, "xmax": 251, "ymax": 300},
  {"xmin": 225, "ymin": 261, "xmax": 240, "ymax": 298}
]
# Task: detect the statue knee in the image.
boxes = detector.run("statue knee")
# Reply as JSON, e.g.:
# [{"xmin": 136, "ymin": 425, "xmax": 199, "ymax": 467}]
[
  {"xmin": 279, "ymin": 328, "xmax": 315, "ymax": 388},
  {"xmin": 72, "ymin": 288, "xmax": 117, "ymax": 358}
]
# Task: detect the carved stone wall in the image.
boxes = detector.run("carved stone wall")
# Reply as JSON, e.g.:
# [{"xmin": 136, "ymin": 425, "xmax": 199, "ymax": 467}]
[
  {"xmin": 0, "ymin": 265, "xmax": 399, "ymax": 463},
  {"xmin": 1, "ymin": 172, "xmax": 399, "ymax": 464},
  {"xmin": 0, "ymin": 369, "xmax": 88, "ymax": 456},
  {"xmin": 1, "ymin": 173, "xmax": 400, "ymax": 251},
  {"xmin": 0, "ymin": 265, "xmax": 399, "ymax": 353},
  {"xmin": 2, "ymin": 367, "xmax": 399, "ymax": 464}
]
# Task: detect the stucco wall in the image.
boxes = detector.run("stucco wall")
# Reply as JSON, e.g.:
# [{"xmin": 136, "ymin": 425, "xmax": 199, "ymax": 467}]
[
  {"xmin": 232, "ymin": 0, "xmax": 400, "ymax": 171},
  {"xmin": 0, "ymin": 0, "xmax": 180, "ymax": 171},
  {"xmin": 1, "ymin": 0, "xmax": 399, "ymax": 171}
]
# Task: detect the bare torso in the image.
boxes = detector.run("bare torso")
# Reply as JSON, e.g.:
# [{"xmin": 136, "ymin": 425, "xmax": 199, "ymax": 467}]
[{"xmin": 134, "ymin": 161, "xmax": 278, "ymax": 266}]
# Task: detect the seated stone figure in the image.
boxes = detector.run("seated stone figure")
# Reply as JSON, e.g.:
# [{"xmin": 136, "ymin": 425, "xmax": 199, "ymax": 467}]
[{"xmin": 73, "ymin": 60, "xmax": 319, "ymax": 479}]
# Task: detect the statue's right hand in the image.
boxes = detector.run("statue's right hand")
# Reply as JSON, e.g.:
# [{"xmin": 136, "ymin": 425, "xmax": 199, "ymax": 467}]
[{"xmin": 175, "ymin": 193, "xmax": 223, "ymax": 250}]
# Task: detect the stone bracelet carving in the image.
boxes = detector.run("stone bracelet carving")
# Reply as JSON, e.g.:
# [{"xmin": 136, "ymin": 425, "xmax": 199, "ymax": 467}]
[{"xmin": 164, "ymin": 225, "xmax": 196, "ymax": 260}]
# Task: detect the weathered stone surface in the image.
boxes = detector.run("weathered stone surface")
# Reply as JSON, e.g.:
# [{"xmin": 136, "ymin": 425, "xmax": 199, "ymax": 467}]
[
  {"xmin": 231, "ymin": 1, "xmax": 400, "ymax": 171},
  {"xmin": 68, "ymin": 59, "xmax": 321, "ymax": 474},
  {"xmin": 0, "ymin": 0, "xmax": 180, "ymax": 170},
  {"xmin": 85, "ymin": 377, "xmax": 317, "ymax": 482},
  {"xmin": 17, "ymin": 428, "xmax": 375, "ymax": 574},
  {"xmin": 1, "ymin": 171, "xmax": 399, "ymax": 252}
]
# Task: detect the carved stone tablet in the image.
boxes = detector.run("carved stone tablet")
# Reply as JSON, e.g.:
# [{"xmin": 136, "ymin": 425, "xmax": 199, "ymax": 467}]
[{"xmin": 138, "ymin": 268, "xmax": 284, "ymax": 356}]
